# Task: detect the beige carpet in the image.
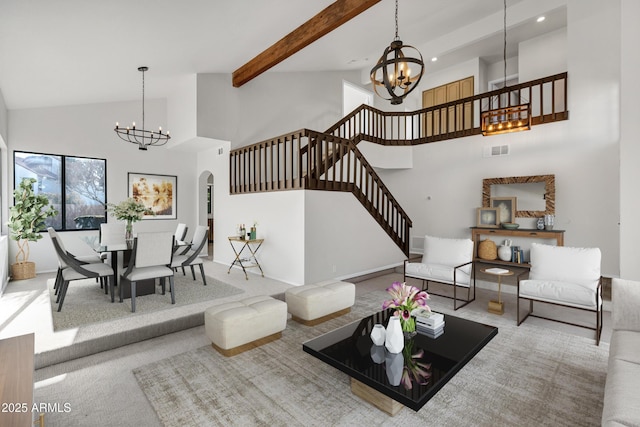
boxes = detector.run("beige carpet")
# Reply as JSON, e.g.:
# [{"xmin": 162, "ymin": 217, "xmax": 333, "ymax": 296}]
[
  {"xmin": 48, "ymin": 274, "xmax": 244, "ymax": 331},
  {"xmin": 133, "ymin": 291, "xmax": 608, "ymax": 427}
]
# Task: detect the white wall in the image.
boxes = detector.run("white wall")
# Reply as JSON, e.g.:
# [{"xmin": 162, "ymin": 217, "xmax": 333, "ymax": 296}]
[
  {"xmin": 305, "ymin": 191, "xmax": 406, "ymax": 283},
  {"xmin": 620, "ymin": 0, "xmax": 640, "ymax": 280},
  {"xmin": 519, "ymin": 28, "xmax": 567, "ymax": 81},
  {"xmin": 197, "ymin": 70, "xmax": 362, "ymax": 148},
  {"xmin": 0, "ymin": 89, "xmax": 7, "ymax": 143},
  {"xmin": 197, "ymin": 141, "xmax": 307, "ymax": 285},
  {"xmin": 167, "ymin": 74, "xmax": 198, "ymax": 144},
  {"xmin": 7, "ymin": 99, "xmax": 198, "ymax": 273}
]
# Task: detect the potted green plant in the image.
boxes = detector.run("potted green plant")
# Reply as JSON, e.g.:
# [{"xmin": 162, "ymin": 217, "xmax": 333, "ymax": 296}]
[{"xmin": 8, "ymin": 177, "xmax": 58, "ymax": 280}]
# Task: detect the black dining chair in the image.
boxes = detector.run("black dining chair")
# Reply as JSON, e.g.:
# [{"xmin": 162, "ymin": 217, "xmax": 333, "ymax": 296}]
[
  {"xmin": 170, "ymin": 225, "xmax": 209, "ymax": 285},
  {"xmin": 48, "ymin": 228, "xmax": 115, "ymax": 311}
]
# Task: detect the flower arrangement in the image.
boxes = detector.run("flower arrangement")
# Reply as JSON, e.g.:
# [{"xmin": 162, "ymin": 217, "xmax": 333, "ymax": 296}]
[
  {"xmin": 382, "ymin": 281, "xmax": 430, "ymax": 334},
  {"xmin": 106, "ymin": 198, "xmax": 154, "ymax": 240},
  {"xmin": 107, "ymin": 198, "xmax": 153, "ymax": 222}
]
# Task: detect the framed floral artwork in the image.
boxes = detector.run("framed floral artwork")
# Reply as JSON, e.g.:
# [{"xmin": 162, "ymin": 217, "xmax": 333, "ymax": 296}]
[{"xmin": 128, "ymin": 173, "xmax": 177, "ymax": 219}]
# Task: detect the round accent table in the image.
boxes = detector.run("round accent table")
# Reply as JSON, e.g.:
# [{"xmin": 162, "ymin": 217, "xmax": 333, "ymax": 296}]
[{"xmin": 480, "ymin": 267, "xmax": 514, "ymax": 315}]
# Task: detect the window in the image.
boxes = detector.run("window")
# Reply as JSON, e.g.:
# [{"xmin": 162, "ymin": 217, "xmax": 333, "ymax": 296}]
[{"xmin": 14, "ymin": 151, "xmax": 107, "ymax": 230}]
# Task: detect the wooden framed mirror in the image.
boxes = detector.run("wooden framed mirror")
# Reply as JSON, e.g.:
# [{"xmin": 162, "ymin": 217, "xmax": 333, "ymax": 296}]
[{"xmin": 482, "ymin": 174, "xmax": 555, "ymax": 218}]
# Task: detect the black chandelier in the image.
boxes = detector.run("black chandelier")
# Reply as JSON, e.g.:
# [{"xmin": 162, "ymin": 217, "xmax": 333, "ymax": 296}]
[
  {"xmin": 370, "ymin": 0, "xmax": 424, "ymax": 105},
  {"xmin": 114, "ymin": 66, "xmax": 170, "ymax": 150}
]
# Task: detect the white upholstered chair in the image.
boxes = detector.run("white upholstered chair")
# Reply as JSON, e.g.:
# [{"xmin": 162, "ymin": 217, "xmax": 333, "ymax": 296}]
[
  {"xmin": 120, "ymin": 231, "xmax": 175, "ymax": 312},
  {"xmin": 404, "ymin": 235, "xmax": 475, "ymax": 310},
  {"xmin": 170, "ymin": 225, "xmax": 208, "ymax": 285},
  {"xmin": 517, "ymin": 243, "xmax": 603, "ymax": 345},
  {"xmin": 99, "ymin": 222, "xmax": 126, "ymax": 264},
  {"xmin": 48, "ymin": 228, "xmax": 115, "ymax": 311},
  {"xmin": 99, "ymin": 222, "xmax": 126, "ymax": 245},
  {"xmin": 174, "ymin": 223, "xmax": 188, "ymax": 243}
]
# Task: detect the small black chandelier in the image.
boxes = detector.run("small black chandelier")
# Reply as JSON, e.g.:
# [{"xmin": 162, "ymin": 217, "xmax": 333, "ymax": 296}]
[
  {"xmin": 114, "ymin": 66, "xmax": 170, "ymax": 150},
  {"xmin": 370, "ymin": 0, "xmax": 424, "ymax": 105}
]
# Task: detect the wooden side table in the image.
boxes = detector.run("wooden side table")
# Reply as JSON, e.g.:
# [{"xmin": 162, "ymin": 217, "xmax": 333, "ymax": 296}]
[
  {"xmin": 227, "ymin": 237, "xmax": 265, "ymax": 280},
  {"xmin": 480, "ymin": 267, "xmax": 514, "ymax": 315}
]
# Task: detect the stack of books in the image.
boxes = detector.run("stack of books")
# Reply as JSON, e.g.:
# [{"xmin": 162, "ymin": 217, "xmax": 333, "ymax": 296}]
[{"xmin": 413, "ymin": 308, "xmax": 445, "ymax": 338}]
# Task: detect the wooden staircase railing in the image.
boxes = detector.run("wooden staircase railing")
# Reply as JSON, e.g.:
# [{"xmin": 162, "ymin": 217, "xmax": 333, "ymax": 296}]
[
  {"xmin": 230, "ymin": 129, "xmax": 412, "ymax": 255},
  {"xmin": 229, "ymin": 72, "xmax": 569, "ymax": 257}
]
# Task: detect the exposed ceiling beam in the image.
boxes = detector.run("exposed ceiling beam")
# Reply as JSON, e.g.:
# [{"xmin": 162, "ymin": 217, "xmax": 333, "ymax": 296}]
[{"xmin": 232, "ymin": 0, "xmax": 381, "ymax": 88}]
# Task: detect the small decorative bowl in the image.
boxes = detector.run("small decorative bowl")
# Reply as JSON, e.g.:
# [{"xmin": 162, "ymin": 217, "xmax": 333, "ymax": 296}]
[{"xmin": 502, "ymin": 222, "xmax": 520, "ymax": 230}]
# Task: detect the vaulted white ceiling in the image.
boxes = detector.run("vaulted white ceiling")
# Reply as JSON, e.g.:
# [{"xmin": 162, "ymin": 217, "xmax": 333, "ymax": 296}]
[{"xmin": 0, "ymin": 0, "xmax": 566, "ymax": 110}]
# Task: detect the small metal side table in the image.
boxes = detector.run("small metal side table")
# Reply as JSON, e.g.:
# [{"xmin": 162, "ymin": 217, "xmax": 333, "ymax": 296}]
[
  {"xmin": 227, "ymin": 236, "xmax": 265, "ymax": 280},
  {"xmin": 480, "ymin": 267, "xmax": 514, "ymax": 315}
]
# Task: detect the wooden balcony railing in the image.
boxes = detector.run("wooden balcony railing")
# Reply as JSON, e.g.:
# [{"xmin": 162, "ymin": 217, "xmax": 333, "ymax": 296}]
[
  {"xmin": 325, "ymin": 72, "xmax": 568, "ymax": 144},
  {"xmin": 230, "ymin": 129, "xmax": 412, "ymax": 255}
]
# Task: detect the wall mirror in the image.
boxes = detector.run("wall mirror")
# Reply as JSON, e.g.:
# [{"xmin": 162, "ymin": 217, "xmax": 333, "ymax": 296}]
[{"xmin": 482, "ymin": 174, "xmax": 555, "ymax": 218}]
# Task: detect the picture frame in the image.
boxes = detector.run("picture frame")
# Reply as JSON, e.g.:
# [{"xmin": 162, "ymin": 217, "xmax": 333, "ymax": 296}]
[
  {"xmin": 128, "ymin": 172, "xmax": 177, "ymax": 220},
  {"xmin": 490, "ymin": 196, "xmax": 517, "ymax": 224},
  {"xmin": 476, "ymin": 207, "xmax": 500, "ymax": 228}
]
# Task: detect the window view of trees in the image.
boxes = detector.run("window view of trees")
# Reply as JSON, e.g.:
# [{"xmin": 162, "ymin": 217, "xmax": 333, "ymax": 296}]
[{"xmin": 14, "ymin": 151, "xmax": 106, "ymax": 230}]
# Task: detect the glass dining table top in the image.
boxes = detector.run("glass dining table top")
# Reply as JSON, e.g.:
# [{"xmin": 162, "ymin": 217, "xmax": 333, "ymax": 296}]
[
  {"xmin": 303, "ymin": 309, "xmax": 498, "ymax": 411},
  {"xmin": 81, "ymin": 235, "xmax": 189, "ymax": 252}
]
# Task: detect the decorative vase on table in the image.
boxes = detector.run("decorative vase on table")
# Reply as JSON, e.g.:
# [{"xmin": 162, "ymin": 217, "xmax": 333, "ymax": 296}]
[
  {"xmin": 370, "ymin": 324, "xmax": 386, "ymax": 346},
  {"xmin": 478, "ymin": 239, "xmax": 498, "ymax": 260},
  {"xmin": 498, "ymin": 240, "xmax": 512, "ymax": 262},
  {"xmin": 125, "ymin": 220, "xmax": 133, "ymax": 242},
  {"xmin": 400, "ymin": 315, "xmax": 417, "ymax": 338},
  {"xmin": 385, "ymin": 316, "xmax": 404, "ymax": 354}
]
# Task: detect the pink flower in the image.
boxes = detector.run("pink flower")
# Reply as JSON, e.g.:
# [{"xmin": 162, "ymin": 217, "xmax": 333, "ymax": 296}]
[{"xmin": 382, "ymin": 281, "xmax": 431, "ymax": 314}]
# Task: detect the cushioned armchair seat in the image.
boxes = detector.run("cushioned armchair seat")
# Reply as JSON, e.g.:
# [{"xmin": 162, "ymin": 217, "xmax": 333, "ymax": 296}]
[
  {"xmin": 404, "ymin": 235, "xmax": 475, "ymax": 310},
  {"xmin": 404, "ymin": 262, "xmax": 471, "ymax": 287},
  {"xmin": 517, "ymin": 243, "xmax": 602, "ymax": 344}
]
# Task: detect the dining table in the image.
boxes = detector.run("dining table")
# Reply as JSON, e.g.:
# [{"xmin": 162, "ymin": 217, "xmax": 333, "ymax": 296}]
[{"xmin": 81, "ymin": 235, "xmax": 190, "ymax": 298}]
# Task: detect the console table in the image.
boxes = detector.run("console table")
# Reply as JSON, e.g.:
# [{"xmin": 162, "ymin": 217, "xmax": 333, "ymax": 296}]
[
  {"xmin": 470, "ymin": 227, "xmax": 564, "ymax": 268},
  {"xmin": 227, "ymin": 237, "xmax": 265, "ymax": 279}
]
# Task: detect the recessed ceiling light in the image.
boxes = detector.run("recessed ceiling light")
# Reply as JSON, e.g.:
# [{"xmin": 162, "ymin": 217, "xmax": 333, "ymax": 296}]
[
  {"xmin": 431, "ymin": 57, "xmax": 438, "ymax": 62},
  {"xmin": 537, "ymin": 16, "xmax": 546, "ymax": 23}
]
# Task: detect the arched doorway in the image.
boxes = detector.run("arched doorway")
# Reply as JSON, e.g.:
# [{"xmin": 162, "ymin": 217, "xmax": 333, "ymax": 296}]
[{"xmin": 198, "ymin": 171, "xmax": 214, "ymax": 259}]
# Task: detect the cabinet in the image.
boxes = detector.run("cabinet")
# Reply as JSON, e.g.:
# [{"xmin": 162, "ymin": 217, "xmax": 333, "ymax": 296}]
[
  {"xmin": 422, "ymin": 76, "xmax": 474, "ymax": 136},
  {"xmin": 470, "ymin": 227, "xmax": 564, "ymax": 268},
  {"xmin": 0, "ymin": 333, "xmax": 36, "ymax": 427}
]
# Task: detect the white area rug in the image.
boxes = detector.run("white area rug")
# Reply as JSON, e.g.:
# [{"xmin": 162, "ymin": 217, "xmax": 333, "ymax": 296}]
[
  {"xmin": 133, "ymin": 291, "xmax": 608, "ymax": 426},
  {"xmin": 49, "ymin": 274, "xmax": 244, "ymax": 331}
]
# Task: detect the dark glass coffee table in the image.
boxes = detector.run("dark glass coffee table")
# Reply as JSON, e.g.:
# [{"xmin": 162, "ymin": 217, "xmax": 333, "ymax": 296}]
[{"xmin": 303, "ymin": 310, "xmax": 498, "ymax": 415}]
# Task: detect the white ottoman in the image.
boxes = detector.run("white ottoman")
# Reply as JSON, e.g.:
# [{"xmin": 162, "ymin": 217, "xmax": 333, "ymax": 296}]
[
  {"xmin": 285, "ymin": 280, "xmax": 355, "ymax": 326},
  {"xmin": 204, "ymin": 295, "xmax": 287, "ymax": 357}
]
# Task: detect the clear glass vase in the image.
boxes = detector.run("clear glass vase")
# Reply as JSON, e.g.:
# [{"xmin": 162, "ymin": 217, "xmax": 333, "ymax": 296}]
[
  {"xmin": 125, "ymin": 220, "xmax": 133, "ymax": 242},
  {"xmin": 400, "ymin": 316, "xmax": 417, "ymax": 339}
]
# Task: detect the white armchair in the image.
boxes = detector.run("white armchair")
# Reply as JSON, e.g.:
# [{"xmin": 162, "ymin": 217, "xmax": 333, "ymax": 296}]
[
  {"xmin": 517, "ymin": 243, "xmax": 603, "ymax": 345},
  {"xmin": 404, "ymin": 235, "xmax": 475, "ymax": 310}
]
